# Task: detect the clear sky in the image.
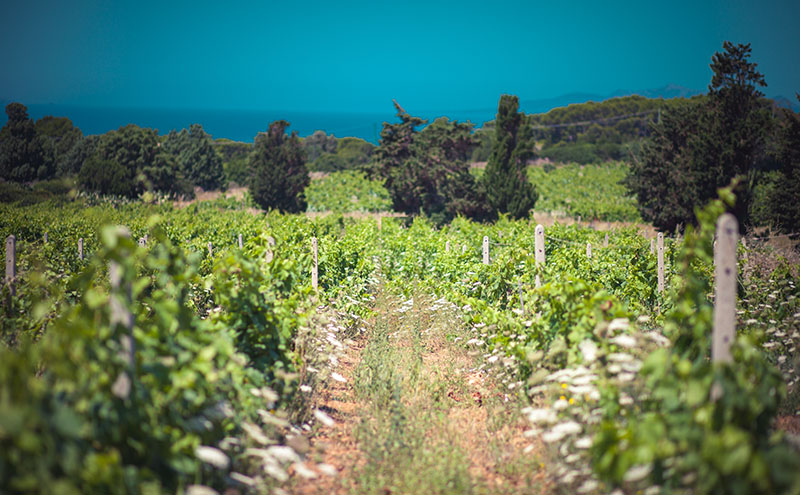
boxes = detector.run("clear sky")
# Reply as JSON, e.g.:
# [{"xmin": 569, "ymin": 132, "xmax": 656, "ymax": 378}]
[{"xmin": 1, "ymin": 0, "xmax": 798, "ymax": 114}]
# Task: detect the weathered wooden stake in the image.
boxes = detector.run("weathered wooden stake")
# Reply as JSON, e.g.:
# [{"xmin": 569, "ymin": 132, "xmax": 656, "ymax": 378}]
[
  {"xmin": 712, "ymin": 214, "xmax": 738, "ymax": 363},
  {"xmin": 266, "ymin": 235, "xmax": 275, "ymax": 263},
  {"xmin": 535, "ymin": 224, "xmax": 545, "ymax": 288},
  {"xmin": 518, "ymin": 280, "xmax": 525, "ymax": 314},
  {"xmin": 5, "ymin": 235, "xmax": 16, "ymax": 299},
  {"xmin": 586, "ymin": 242, "xmax": 592, "ymax": 258},
  {"xmin": 445, "ymin": 240, "xmax": 450, "ymax": 253},
  {"xmin": 657, "ymin": 233, "xmax": 665, "ymax": 293},
  {"xmin": 311, "ymin": 237, "xmax": 319, "ymax": 290},
  {"xmin": 43, "ymin": 232, "xmax": 48, "ymax": 243},
  {"xmin": 208, "ymin": 242, "xmax": 213, "ymax": 257},
  {"xmin": 482, "ymin": 236, "xmax": 489, "ymax": 265},
  {"xmin": 238, "ymin": 234, "xmax": 243, "ymax": 249},
  {"xmin": 109, "ymin": 257, "xmax": 135, "ymax": 399},
  {"xmin": 78, "ymin": 238, "xmax": 84, "ymax": 261},
  {"xmin": 138, "ymin": 237, "xmax": 146, "ymax": 247},
  {"xmin": 604, "ymin": 232, "xmax": 609, "ymax": 248},
  {"xmin": 650, "ymin": 238, "xmax": 655, "ymax": 254}
]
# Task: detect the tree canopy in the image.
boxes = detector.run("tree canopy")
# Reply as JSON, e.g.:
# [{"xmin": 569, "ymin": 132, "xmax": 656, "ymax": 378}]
[
  {"xmin": 626, "ymin": 42, "xmax": 772, "ymax": 232},
  {"xmin": 79, "ymin": 124, "xmax": 189, "ymax": 198},
  {"xmin": 163, "ymin": 124, "xmax": 225, "ymax": 190},
  {"xmin": 249, "ymin": 120, "xmax": 309, "ymax": 213},
  {"xmin": 368, "ymin": 101, "xmax": 494, "ymax": 224}
]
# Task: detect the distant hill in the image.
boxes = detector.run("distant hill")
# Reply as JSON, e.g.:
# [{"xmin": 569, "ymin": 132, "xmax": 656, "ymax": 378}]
[{"xmin": 519, "ymin": 85, "xmax": 702, "ymax": 115}]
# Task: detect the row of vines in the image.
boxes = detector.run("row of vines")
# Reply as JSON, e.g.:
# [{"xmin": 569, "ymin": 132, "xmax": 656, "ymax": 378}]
[{"xmin": 2, "ymin": 188, "xmax": 799, "ymax": 494}]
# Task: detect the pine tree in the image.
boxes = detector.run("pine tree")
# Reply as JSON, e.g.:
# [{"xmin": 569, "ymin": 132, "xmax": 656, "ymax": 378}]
[
  {"xmin": 0, "ymin": 103, "xmax": 47, "ymax": 182},
  {"xmin": 482, "ymin": 95, "xmax": 537, "ymax": 219},
  {"xmin": 249, "ymin": 120, "xmax": 309, "ymax": 213},
  {"xmin": 626, "ymin": 42, "xmax": 771, "ymax": 232}
]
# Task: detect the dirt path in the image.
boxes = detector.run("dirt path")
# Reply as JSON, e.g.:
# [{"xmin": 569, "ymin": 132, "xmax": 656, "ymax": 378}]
[{"xmin": 292, "ymin": 287, "xmax": 549, "ymax": 495}]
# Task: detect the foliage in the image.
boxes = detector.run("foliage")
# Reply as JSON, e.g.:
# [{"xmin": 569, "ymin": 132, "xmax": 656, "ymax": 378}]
[
  {"xmin": 213, "ymin": 138, "xmax": 252, "ymax": 186},
  {"xmin": 592, "ymin": 186, "xmax": 800, "ymax": 494},
  {"xmin": 527, "ymin": 162, "xmax": 642, "ymax": 222},
  {"xmin": 305, "ymin": 170, "xmax": 391, "ymax": 213},
  {"xmin": 80, "ymin": 124, "xmax": 189, "ymax": 198},
  {"xmin": 302, "ymin": 130, "xmax": 337, "ymax": 163},
  {"xmin": 0, "ymin": 103, "xmax": 48, "ymax": 182},
  {"xmin": 626, "ymin": 42, "xmax": 772, "ymax": 232},
  {"xmin": 763, "ymin": 99, "xmax": 800, "ymax": 233},
  {"xmin": 249, "ymin": 120, "xmax": 309, "ymax": 213},
  {"xmin": 163, "ymin": 124, "xmax": 225, "ymax": 191},
  {"xmin": 482, "ymin": 95, "xmax": 537, "ymax": 219},
  {"xmin": 34, "ymin": 116, "xmax": 84, "ymax": 177},
  {"xmin": 78, "ymin": 154, "xmax": 135, "ymax": 197},
  {"xmin": 370, "ymin": 102, "xmax": 493, "ymax": 224}
]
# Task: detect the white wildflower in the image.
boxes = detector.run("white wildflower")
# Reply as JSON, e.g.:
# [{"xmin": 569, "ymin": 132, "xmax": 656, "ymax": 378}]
[
  {"xmin": 314, "ymin": 409, "xmax": 335, "ymax": 427},
  {"xmin": 292, "ymin": 462, "xmax": 318, "ymax": 479},
  {"xmin": 553, "ymin": 398, "xmax": 569, "ymax": 410},
  {"xmin": 608, "ymin": 353, "xmax": 634, "ymax": 363},
  {"xmin": 579, "ymin": 340, "xmax": 598, "ymax": 363},
  {"xmin": 229, "ymin": 472, "xmax": 256, "ymax": 486},
  {"xmin": 318, "ymin": 463, "xmax": 338, "ymax": 476},
  {"xmin": 578, "ymin": 480, "xmax": 599, "ymax": 493},
  {"xmin": 300, "ymin": 384, "xmax": 312, "ymax": 393},
  {"xmin": 574, "ymin": 436, "xmax": 593, "ymax": 449},
  {"xmin": 525, "ymin": 408, "xmax": 557, "ymax": 425},
  {"xmin": 331, "ymin": 372, "xmax": 347, "ymax": 383},
  {"xmin": 195, "ymin": 446, "xmax": 229, "ymax": 469},
  {"xmin": 186, "ymin": 485, "xmax": 219, "ymax": 495},
  {"xmin": 623, "ymin": 463, "xmax": 652, "ymax": 482},
  {"xmin": 242, "ymin": 422, "xmax": 270, "ymax": 445},
  {"xmin": 608, "ymin": 318, "xmax": 630, "ymax": 333},
  {"xmin": 610, "ymin": 335, "xmax": 637, "ymax": 349}
]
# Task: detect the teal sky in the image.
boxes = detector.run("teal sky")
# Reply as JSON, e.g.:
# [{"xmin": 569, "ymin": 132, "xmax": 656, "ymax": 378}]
[{"xmin": 1, "ymin": 0, "xmax": 798, "ymax": 114}]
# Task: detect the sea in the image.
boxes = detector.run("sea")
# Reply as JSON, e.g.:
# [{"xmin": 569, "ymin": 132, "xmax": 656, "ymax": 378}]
[{"xmin": 0, "ymin": 104, "xmax": 498, "ymax": 144}]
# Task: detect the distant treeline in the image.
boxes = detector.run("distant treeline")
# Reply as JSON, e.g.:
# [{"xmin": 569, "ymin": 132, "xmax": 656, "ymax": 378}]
[
  {"xmin": 1, "ymin": 40, "xmax": 798, "ymax": 234},
  {"xmin": 0, "ymin": 107, "xmax": 374, "ymax": 202}
]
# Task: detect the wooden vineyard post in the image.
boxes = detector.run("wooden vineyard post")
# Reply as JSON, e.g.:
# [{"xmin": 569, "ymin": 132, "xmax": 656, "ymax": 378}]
[
  {"xmin": 586, "ymin": 242, "xmax": 592, "ymax": 259},
  {"xmin": 311, "ymin": 237, "xmax": 319, "ymax": 290},
  {"xmin": 5, "ymin": 235, "xmax": 16, "ymax": 301},
  {"xmin": 266, "ymin": 236, "xmax": 275, "ymax": 263},
  {"xmin": 445, "ymin": 240, "xmax": 450, "ymax": 253},
  {"xmin": 138, "ymin": 237, "xmax": 146, "ymax": 247},
  {"xmin": 207, "ymin": 242, "xmax": 213, "ymax": 257},
  {"xmin": 78, "ymin": 238, "xmax": 84, "ymax": 261},
  {"xmin": 238, "ymin": 234, "xmax": 243, "ymax": 249},
  {"xmin": 482, "ymin": 236, "xmax": 489, "ymax": 265},
  {"xmin": 604, "ymin": 232, "xmax": 609, "ymax": 248},
  {"xmin": 518, "ymin": 280, "xmax": 525, "ymax": 314},
  {"xmin": 657, "ymin": 233, "xmax": 665, "ymax": 293},
  {"xmin": 108, "ymin": 227, "xmax": 135, "ymax": 399},
  {"xmin": 43, "ymin": 232, "xmax": 48, "ymax": 243},
  {"xmin": 535, "ymin": 224, "xmax": 545, "ymax": 288},
  {"xmin": 650, "ymin": 238, "xmax": 655, "ymax": 254},
  {"xmin": 712, "ymin": 214, "xmax": 738, "ymax": 363},
  {"xmin": 462, "ymin": 244, "xmax": 467, "ymax": 254}
]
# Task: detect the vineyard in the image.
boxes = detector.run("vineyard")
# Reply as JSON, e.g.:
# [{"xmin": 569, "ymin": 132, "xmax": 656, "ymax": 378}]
[{"xmin": 1, "ymin": 190, "xmax": 799, "ymax": 495}]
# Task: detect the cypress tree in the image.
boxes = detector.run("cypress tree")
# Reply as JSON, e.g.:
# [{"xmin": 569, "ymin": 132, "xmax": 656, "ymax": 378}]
[
  {"xmin": 482, "ymin": 95, "xmax": 538, "ymax": 219},
  {"xmin": 249, "ymin": 120, "xmax": 309, "ymax": 213}
]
